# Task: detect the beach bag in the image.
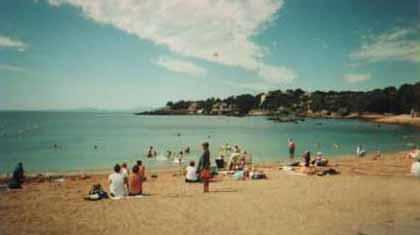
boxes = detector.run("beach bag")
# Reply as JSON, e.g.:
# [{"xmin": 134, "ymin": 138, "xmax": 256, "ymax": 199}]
[
  {"xmin": 200, "ymin": 169, "xmax": 211, "ymax": 180},
  {"xmin": 251, "ymin": 171, "xmax": 266, "ymax": 180},
  {"xmin": 86, "ymin": 184, "xmax": 108, "ymax": 200}
]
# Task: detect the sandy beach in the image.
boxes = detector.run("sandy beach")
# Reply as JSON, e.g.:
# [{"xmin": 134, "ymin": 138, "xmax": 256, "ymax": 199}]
[
  {"xmin": 356, "ymin": 114, "xmax": 420, "ymax": 129},
  {"xmin": 1, "ymin": 151, "xmax": 420, "ymax": 235}
]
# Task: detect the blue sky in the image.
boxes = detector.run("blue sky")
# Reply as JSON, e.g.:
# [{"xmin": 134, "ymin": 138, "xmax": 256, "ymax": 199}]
[{"xmin": 0, "ymin": 0, "xmax": 419, "ymax": 110}]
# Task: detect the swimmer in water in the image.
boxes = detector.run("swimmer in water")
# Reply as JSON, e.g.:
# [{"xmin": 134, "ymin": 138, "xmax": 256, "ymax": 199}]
[
  {"xmin": 52, "ymin": 144, "xmax": 61, "ymax": 149},
  {"xmin": 147, "ymin": 146, "xmax": 154, "ymax": 158},
  {"xmin": 94, "ymin": 145, "xmax": 98, "ymax": 150},
  {"xmin": 166, "ymin": 150, "xmax": 172, "ymax": 159}
]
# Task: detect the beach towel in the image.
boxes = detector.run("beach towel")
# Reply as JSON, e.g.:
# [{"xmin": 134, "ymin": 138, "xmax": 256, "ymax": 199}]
[
  {"xmin": 110, "ymin": 195, "xmax": 145, "ymax": 200},
  {"xmin": 285, "ymin": 171, "xmax": 307, "ymax": 176},
  {"xmin": 232, "ymin": 171, "xmax": 244, "ymax": 180}
]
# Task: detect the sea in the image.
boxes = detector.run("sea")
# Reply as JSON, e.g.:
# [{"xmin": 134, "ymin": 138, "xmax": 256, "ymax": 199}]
[{"xmin": 0, "ymin": 111, "xmax": 419, "ymax": 173}]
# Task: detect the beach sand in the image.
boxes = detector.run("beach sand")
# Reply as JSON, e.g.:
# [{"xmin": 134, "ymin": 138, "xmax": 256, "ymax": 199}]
[
  {"xmin": 357, "ymin": 114, "xmax": 420, "ymax": 128},
  {"xmin": 1, "ymin": 151, "xmax": 420, "ymax": 235}
]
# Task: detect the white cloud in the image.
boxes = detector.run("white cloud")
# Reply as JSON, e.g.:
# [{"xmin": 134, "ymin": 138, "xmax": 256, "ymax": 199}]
[
  {"xmin": 350, "ymin": 26, "xmax": 420, "ymax": 65},
  {"xmin": 257, "ymin": 64, "xmax": 296, "ymax": 84},
  {"xmin": 0, "ymin": 36, "xmax": 26, "ymax": 51},
  {"xmin": 223, "ymin": 80, "xmax": 274, "ymax": 92},
  {"xmin": 344, "ymin": 73, "xmax": 371, "ymax": 83},
  {"xmin": 156, "ymin": 57, "xmax": 207, "ymax": 77},
  {"xmin": 47, "ymin": 0, "xmax": 296, "ymax": 82},
  {"xmin": 0, "ymin": 64, "xmax": 26, "ymax": 72}
]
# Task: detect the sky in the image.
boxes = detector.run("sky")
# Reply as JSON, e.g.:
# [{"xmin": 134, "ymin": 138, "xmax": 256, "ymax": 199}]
[{"xmin": 0, "ymin": 0, "xmax": 419, "ymax": 110}]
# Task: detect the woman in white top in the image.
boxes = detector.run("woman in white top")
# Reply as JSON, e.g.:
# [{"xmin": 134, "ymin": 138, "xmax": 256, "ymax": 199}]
[
  {"xmin": 109, "ymin": 164, "xmax": 128, "ymax": 197},
  {"xmin": 185, "ymin": 160, "xmax": 198, "ymax": 183}
]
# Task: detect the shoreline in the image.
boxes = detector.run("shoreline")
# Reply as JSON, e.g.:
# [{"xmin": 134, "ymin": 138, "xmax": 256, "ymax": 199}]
[
  {"xmin": 1, "ymin": 113, "xmax": 417, "ymax": 178},
  {"xmin": 1, "ymin": 149, "xmax": 412, "ymax": 181}
]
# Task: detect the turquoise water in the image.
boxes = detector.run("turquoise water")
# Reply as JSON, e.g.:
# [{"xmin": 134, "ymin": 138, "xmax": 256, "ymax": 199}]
[{"xmin": 0, "ymin": 111, "xmax": 419, "ymax": 173}]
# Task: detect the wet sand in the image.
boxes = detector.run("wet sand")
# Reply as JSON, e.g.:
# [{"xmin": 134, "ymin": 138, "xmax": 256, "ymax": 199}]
[{"xmin": 1, "ymin": 151, "xmax": 420, "ymax": 235}]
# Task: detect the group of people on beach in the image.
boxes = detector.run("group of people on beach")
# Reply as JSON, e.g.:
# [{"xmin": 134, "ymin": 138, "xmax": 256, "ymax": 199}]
[
  {"xmin": 7, "ymin": 139, "xmax": 420, "ymax": 195},
  {"xmin": 181, "ymin": 142, "xmax": 211, "ymax": 192},
  {"xmin": 108, "ymin": 160, "xmax": 145, "ymax": 197},
  {"xmin": 288, "ymin": 138, "xmax": 327, "ymax": 164},
  {"xmin": 146, "ymin": 145, "xmax": 191, "ymax": 164}
]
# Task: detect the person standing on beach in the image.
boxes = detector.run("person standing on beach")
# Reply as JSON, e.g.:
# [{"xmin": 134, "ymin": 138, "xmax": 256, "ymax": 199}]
[
  {"xmin": 8, "ymin": 162, "xmax": 24, "ymax": 189},
  {"xmin": 288, "ymin": 139, "xmax": 296, "ymax": 160},
  {"xmin": 197, "ymin": 142, "xmax": 211, "ymax": 193}
]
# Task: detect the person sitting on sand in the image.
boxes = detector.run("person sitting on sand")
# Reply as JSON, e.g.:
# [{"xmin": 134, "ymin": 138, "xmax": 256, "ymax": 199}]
[
  {"xmin": 128, "ymin": 165, "xmax": 142, "ymax": 196},
  {"xmin": 215, "ymin": 155, "xmax": 225, "ymax": 169},
  {"xmin": 228, "ymin": 153, "xmax": 240, "ymax": 171},
  {"xmin": 109, "ymin": 164, "xmax": 127, "ymax": 197},
  {"xmin": 8, "ymin": 162, "xmax": 24, "ymax": 189},
  {"xmin": 312, "ymin": 152, "xmax": 328, "ymax": 166},
  {"xmin": 408, "ymin": 146, "xmax": 420, "ymax": 159},
  {"xmin": 356, "ymin": 145, "xmax": 366, "ymax": 157},
  {"xmin": 372, "ymin": 149, "xmax": 381, "ymax": 160},
  {"xmin": 197, "ymin": 142, "xmax": 211, "ymax": 192},
  {"xmin": 238, "ymin": 156, "xmax": 247, "ymax": 170},
  {"xmin": 121, "ymin": 161, "xmax": 129, "ymax": 180},
  {"xmin": 185, "ymin": 160, "xmax": 199, "ymax": 183},
  {"xmin": 136, "ymin": 160, "xmax": 146, "ymax": 181}
]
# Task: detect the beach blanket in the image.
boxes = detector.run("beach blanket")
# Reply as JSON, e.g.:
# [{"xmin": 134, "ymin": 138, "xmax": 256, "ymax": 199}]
[
  {"xmin": 284, "ymin": 171, "xmax": 307, "ymax": 176},
  {"xmin": 110, "ymin": 195, "xmax": 144, "ymax": 200}
]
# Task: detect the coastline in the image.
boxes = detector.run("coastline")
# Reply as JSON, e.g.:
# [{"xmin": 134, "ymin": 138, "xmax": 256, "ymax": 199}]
[
  {"xmin": 355, "ymin": 113, "xmax": 420, "ymax": 129},
  {"xmin": 0, "ymin": 149, "xmax": 412, "ymax": 182}
]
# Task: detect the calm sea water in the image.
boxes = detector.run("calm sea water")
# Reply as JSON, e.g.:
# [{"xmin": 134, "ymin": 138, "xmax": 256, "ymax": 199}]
[{"xmin": 0, "ymin": 111, "xmax": 418, "ymax": 173}]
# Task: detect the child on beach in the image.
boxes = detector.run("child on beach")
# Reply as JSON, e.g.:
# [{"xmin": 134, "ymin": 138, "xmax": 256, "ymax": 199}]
[
  {"xmin": 121, "ymin": 161, "xmax": 129, "ymax": 188},
  {"xmin": 185, "ymin": 160, "xmax": 198, "ymax": 183},
  {"xmin": 197, "ymin": 142, "xmax": 211, "ymax": 192},
  {"xmin": 312, "ymin": 152, "xmax": 328, "ymax": 166},
  {"xmin": 108, "ymin": 164, "xmax": 127, "ymax": 197}
]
